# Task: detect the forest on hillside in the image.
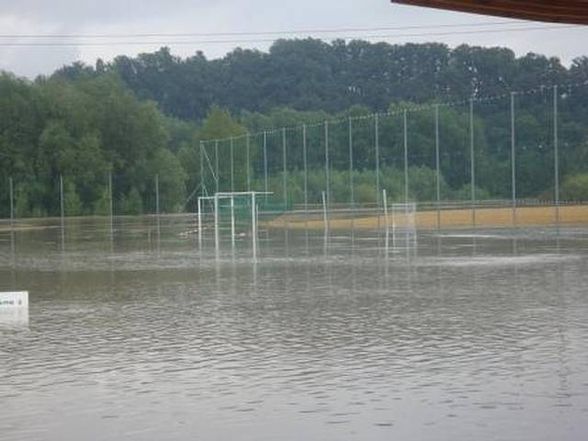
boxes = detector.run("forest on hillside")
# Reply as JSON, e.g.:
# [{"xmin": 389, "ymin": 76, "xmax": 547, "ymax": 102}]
[{"xmin": 1, "ymin": 39, "xmax": 588, "ymax": 217}]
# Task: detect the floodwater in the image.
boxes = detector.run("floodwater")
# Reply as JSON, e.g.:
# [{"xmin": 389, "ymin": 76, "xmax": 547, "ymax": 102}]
[{"xmin": 1, "ymin": 216, "xmax": 588, "ymax": 441}]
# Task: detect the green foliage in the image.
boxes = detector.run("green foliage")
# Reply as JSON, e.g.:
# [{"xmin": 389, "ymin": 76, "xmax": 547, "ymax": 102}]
[
  {"xmin": 560, "ymin": 174, "xmax": 588, "ymax": 201},
  {"xmin": 2, "ymin": 40, "xmax": 588, "ymax": 218}
]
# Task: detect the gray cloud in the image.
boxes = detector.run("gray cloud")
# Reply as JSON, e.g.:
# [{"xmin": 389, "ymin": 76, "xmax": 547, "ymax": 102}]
[{"xmin": 0, "ymin": 0, "xmax": 587, "ymax": 78}]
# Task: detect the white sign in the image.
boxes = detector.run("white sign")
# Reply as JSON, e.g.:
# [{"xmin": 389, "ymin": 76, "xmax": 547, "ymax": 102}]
[{"xmin": 0, "ymin": 291, "xmax": 29, "ymax": 308}]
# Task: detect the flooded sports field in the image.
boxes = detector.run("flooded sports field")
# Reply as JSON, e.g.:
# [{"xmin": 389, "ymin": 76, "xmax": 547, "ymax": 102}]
[{"xmin": 1, "ymin": 216, "xmax": 588, "ymax": 441}]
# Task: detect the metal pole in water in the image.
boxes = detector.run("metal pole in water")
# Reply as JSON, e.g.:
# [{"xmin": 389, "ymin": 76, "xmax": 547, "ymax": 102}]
[
  {"xmin": 246, "ymin": 134, "xmax": 251, "ymax": 192},
  {"xmin": 282, "ymin": 127, "xmax": 287, "ymax": 209},
  {"xmin": 403, "ymin": 109, "xmax": 409, "ymax": 204},
  {"xmin": 108, "ymin": 172, "xmax": 114, "ymax": 240},
  {"xmin": 230, "ymin": 137, "xmax": 235, "ymax": 193},
  {"xmin": 60, "ymin": 174, "xmax": 65, "ymax": 249},
  {"xmin": 155, "ymin": 174, "xmax": 160, "ymax": 216},
  {"xmin": 383, "ymin": 189, "xmax": 389, "ymax": 252},
  {"xmin": 155, "ymin": 173, "xmax": 161, "ymax": 244},
  {"xmin": 302, "ymin": 124, "xmax": 308, "ymax": 229},
  {"xmin": 214, "ymin": 194, "xmax": 219, "ymax": 255},
  {"xmin": 553, "ymin": 85, "xmax": 560, "ymax": 226},
  {"xmin": 511, "ymin": 92, "xmax": 517, "ymax": 226},
  {"xmin": 348, "ymin": 117, "xmax": 355, "ymax": 231},
  {"xmin": 375, "ymin": 113, "xmax": 381, "ymax": 207},
  {"xmin": 435, "ymin": 105, "xmax": 441, "ymax": 230},
  {"xmin": 470, "ymin": 97, "xmax": 476, "ymax": 227},
  {"xmin": 199, "ymin": 141, "xmax": 204, "ymax": 198},
  {"xmin": 263, "ymin": 131, "xmax": 268, "ymax": 203},
  {"xmin": 9, "ymin": 177, "xmax": 14, "ymax": 228},
  {"xmin": 215, "ymin": 140, "xmax": 219, "ymax": 195},
  {"xmin": 324, "ymin": 121, "xmax": 330, "ymax": 207},
  {"xmin": 230, "ymin": 195, "xmax": 236, "ymax": 249},
  {"xmin": 60, "ymin": 174, "xmax": 65, "ymax": 221},
  {"xmin": 197, "ymin": 197, "xmax": 202, "ymax": 248},
  {"xmin": 322, "ymin": 190, "xmax": 329, "ymax": 240},
  {"xmin": 251, "ymin": 192, "xmax": 257, "ymax": 261}
]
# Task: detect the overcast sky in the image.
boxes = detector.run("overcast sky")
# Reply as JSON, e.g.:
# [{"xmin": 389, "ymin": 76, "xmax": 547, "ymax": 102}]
[{"xmin": 1, "ymin": 0, "xmax": 587, "ymax": 78}]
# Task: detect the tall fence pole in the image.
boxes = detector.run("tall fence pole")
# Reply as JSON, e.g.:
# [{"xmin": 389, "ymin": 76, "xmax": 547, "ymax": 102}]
[
  {"xmin": 553, "ymin": 85, "xmax": 560, "ymax": 226},
  {"xmin": 383, "ymin": 189, "xmax": 389, "ymax": 251},
  {"xmin": 263, "ymin": 131, "xmax": 268, "ymax": 203},
  {"xmin": 155, "ymin": 174, "xmax": 160, "ymax": 216},
  {"xmin": 9, "ymin": 177, "xmax": 14, "ymax": 227},
  {"xmin": 324, "ymin": 121, "xmax": 330, "ymax": 206},
  {"xmin": 59, "ymin": 174, "xmax": 65, "ymax": 221},
  {"xmin": 511, "ymin": 92, "xmax": 517, "ymax": 226},
  {"xmin": 403, "ymin": 109, "xmax": 409, "ymax": 204},
  {"xmin": 197, "ymin": 197, "xmax": 202, "ymax": 248},
  {"xmin": 375, "ymin": 114, "xmax": 381, "ymax": 207},
  {"xmin": 302, "ymin": 124, "xmax": 308, "ymax": 218},
  {"xmin": 199, "ymin": 141, "xmax": 205, "ymax": 198},
  {"xmin": 230, "ymin": 137, "xmax": 235, "ymax": 192},
  {"xmin": 214, "ymin": 140, "xmax": 219, "ymax": 195},
  {"xmin": 155, "ymin": 173, "xmax": 161, "ymax": 241},
  {"xmin": 246, "ymin": 133, "xmax": 251, "ymax": 192},
  {"xmin": 348, "ymin": 117, "xmax": 355, "ymax": 209},
  {"xmin": 251, "ymin": 192, "xmax": 257, "ymax": 261},
  {"xmin": 59, "ymin": 174, "xmax": 65, "ymax": 248},
  {"xmin": 108, "ymin": 172, "xmax": 114, "ymax": 240},
  {"xmin": 282, "ymin": 127, "xmax": 287, "ymax": 208},
  {"xmin": 435, "ymin": 105, "xmax": 441, "ymax": 229},
  {"xmin": 322, "ymin": 190, "xmax": 329, "ymax": 242},
  {"xmin": 214, "ymin": 194, "xmax": 219, "ymax": 257},
  {"xmin": 470, "ymin": 97, "xmax": 476, "ymax": 227}
]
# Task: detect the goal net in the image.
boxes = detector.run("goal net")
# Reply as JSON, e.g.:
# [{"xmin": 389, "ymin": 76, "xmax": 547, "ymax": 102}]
[{"xmin": 386, "ymin": 202, "xmax": 417, "ymax": 246}]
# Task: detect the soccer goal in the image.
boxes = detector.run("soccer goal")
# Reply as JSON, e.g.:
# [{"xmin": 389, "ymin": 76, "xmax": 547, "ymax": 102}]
[
  {"xmin": 382, "ymin": 193, "xmax": 417, "ymax": 247},
  {"xmin": 197, "ymin": 192, "xmax": 270, "ymax": 257}
]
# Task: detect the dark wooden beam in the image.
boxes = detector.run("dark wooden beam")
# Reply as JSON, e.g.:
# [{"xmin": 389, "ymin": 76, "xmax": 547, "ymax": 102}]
[{"xmin": 392, "ymin": 0, "xmax": 588, "ymax": 25}]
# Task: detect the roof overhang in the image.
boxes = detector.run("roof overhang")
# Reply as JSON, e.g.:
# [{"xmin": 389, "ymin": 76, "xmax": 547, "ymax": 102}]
[{"xmin": 391, "ymin": 1, "xmax": 588, "ymax": 25}]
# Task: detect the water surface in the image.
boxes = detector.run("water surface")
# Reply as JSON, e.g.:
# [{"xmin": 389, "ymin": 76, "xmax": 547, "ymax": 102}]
[{"xmin": 1, "ymin": 217, "xmax": 588, "ymax": 440}]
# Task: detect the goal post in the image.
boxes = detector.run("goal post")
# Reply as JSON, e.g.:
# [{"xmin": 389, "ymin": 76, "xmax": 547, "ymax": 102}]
[{"xmin": 197, "ymin": 192, "xmax": 271, "ymax": 257}]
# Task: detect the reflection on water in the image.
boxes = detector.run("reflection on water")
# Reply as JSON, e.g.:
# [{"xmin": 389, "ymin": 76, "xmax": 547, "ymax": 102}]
[{"xmin": 1, "ymin": 217, "xmax": 588, "ymax": 441}]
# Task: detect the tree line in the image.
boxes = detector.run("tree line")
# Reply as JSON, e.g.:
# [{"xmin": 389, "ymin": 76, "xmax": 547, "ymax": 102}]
[{"xmin": 1, "ymin": 39, "xmax": 588, "ymax": 217}]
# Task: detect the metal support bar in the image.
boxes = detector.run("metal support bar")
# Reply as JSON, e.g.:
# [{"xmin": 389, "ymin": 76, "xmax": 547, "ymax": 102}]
[
  {"xmin": 511, "ymin": 92, "xmax": 517, "ymax": 225},
  {"xmin": 553, "ymin": 85, "xmax": 560, "ymax": 225},
  {"xmin": 435, "ymin": 105, "xmax": 441, "ymax": 230},
  {"xmin": 375, "ymin": 114, "xmax": 381, "ymax": 207},
  {"xmin": 470, "ymin": 98, "xmax": 476, "ymax": 227},
  {"xmin": 324, "ymin": 121, "xmax": 330, "ymax": 206},
  {"xmin": 282, "ymin": 127, "xmax": 287, "ymax": 208},
  {"xmin": 403, "ymin": 109, "xmax": 409, "ymax": 204}
]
